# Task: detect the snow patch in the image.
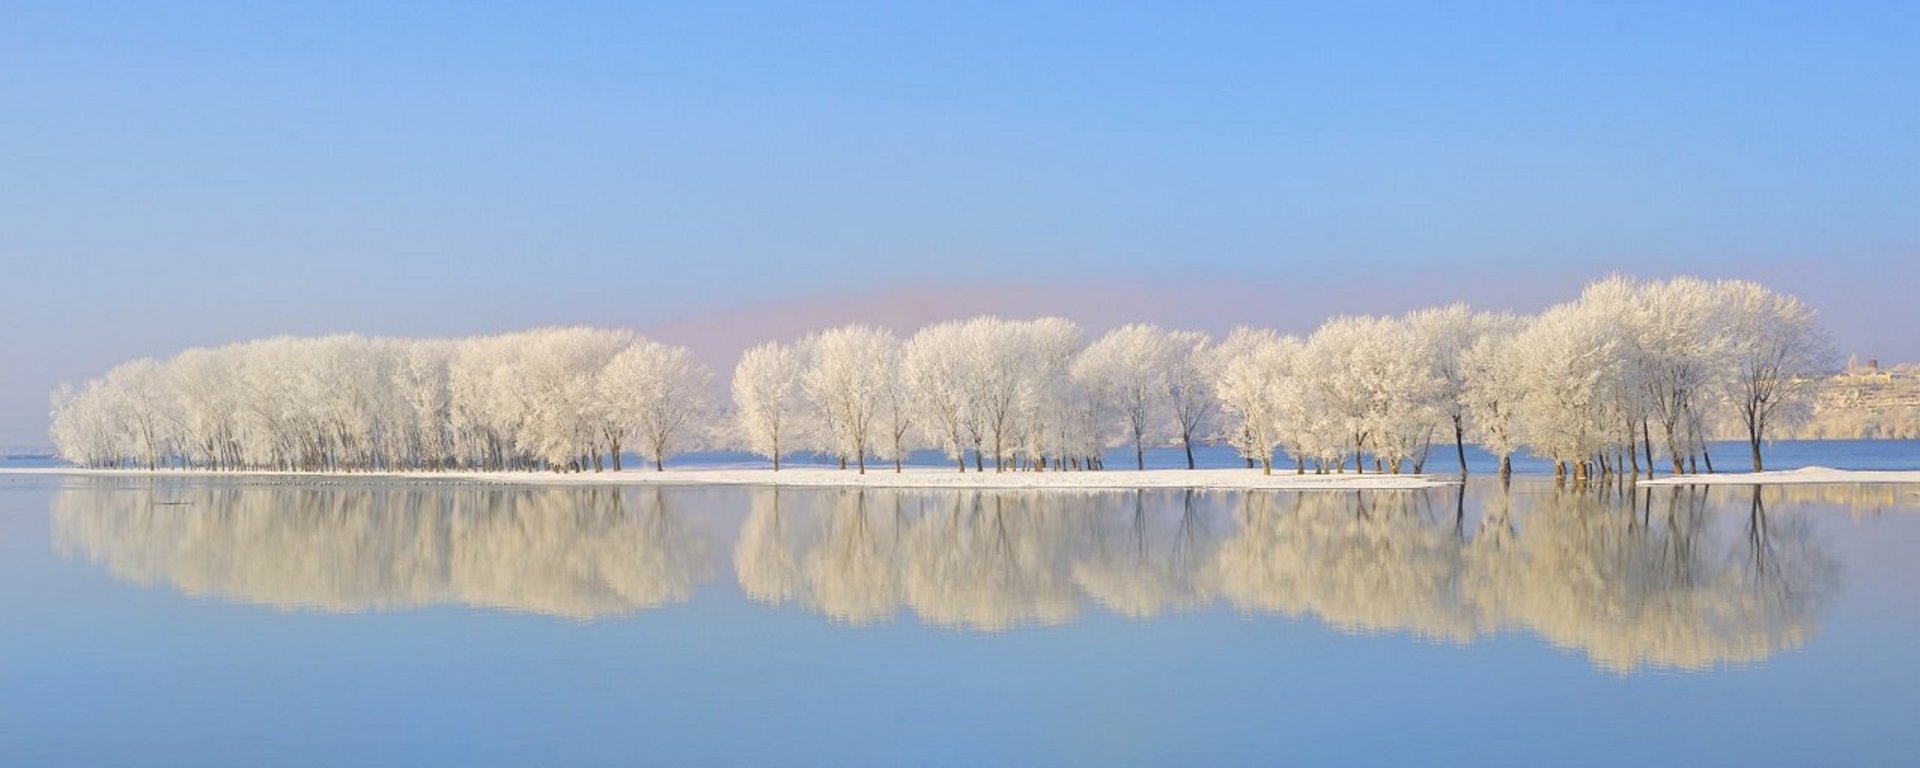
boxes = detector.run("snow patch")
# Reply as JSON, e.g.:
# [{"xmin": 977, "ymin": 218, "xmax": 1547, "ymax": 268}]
[{"xmin": 1, "ymin": 466, "xmax": 1454, "ymax": 491}]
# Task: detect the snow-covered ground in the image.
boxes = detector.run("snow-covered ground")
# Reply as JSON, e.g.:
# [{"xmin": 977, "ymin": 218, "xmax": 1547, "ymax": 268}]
[
  {"xmin": 0, "ymin": 466, "xmax": 1453, "ymax": 491},
  {"xmin": 1639, "ymin": 467, "xmax": 1920, "ymax": 486}
]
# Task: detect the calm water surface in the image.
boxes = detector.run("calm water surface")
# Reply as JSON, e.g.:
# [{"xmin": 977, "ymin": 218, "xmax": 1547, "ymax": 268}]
[{"xmin": 3, "ymin": 473, "xmax": 1918, "ymax": 766}]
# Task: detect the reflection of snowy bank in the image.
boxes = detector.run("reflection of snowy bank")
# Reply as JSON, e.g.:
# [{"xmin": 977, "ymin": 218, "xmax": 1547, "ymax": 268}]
[
  {"xmin": 1640, "ymin": 467, "xmax": 1920, "ymax": 486},
  {"xmin": 54, "ymin": 483, "xmax": 711, "ymax": 619},
  {"xmin": 738, "ymin": 485, "xmax": 1842, "ymax": 673},
  {"xmin": 10, "ymin": 466, "xmax": 1451, "ymax": 491}
]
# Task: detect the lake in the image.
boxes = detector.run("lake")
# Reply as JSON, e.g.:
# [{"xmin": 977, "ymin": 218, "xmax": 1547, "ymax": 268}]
[{"xmin": 3, "ymin": 472, "xmax": 1918, "ymax": 766}]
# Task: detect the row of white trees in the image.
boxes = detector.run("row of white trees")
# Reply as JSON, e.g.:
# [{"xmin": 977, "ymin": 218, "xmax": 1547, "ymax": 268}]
[
  {"xmin": 732, "ymin": 276, "xmax": 1832, "ymax": 478},
  {"xmin": 732, "ymin": 318, "xmax": 1219, "ymax": 474},
  {"xmin": 51, "ymin": 276, "xmax": 1834, "ymax": 476},
  {"xmin": 50, "ymin": 328, "xmax": 712, "ymax": 471}
]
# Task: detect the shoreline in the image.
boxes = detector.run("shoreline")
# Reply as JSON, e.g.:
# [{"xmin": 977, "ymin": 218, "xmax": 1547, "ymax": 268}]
[{"xmin": 0, "ymin": 466, "xmax": 1457, "ymax": 491}]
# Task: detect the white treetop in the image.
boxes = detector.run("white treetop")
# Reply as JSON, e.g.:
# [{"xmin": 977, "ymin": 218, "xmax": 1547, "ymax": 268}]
[
  {"xmin": 731, "ymin": 341, "xmax": 804, "ymax": 470},
  {"xmin": 601, "ymin": 340, "xmax": 713, "ymax": 471}
]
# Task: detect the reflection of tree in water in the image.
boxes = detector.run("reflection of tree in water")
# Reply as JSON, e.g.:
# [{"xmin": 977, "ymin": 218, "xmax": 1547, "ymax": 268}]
[
  {"xmin": 1211, "ymin": 490, "xmax": 1478, "ymax": 642},
  {"xmin": 734, "ymin": 487, "xmax": 804, "ymax": 605},
  {"xmin": 733, "ymin": 483, "xmax": 1845, "ymax": 672},
  {"xmin": 1070, "ymin": 490, "xmax": 1225, "ymax": 618},
  {"xmin": 1458, "ymin": 485, "xmax": 1837, "ymax": 672},
  {"xmin": 734, "ymin": 488, "xmax": 906, "ymax": 625},
  {"xmin": 53, "ymin": 480, "xmax": 711, "ymax": 619},
  {"xmin": 736, "ymin": 489, "xmax": 1082, "ymax": 631},
  {"xmin": 806, "ymin": 489, "xmax": 904, "ymax": 625},
  {"xmin": 901, "ymin": 492, "xmax": 1079, "ymax": 631}
]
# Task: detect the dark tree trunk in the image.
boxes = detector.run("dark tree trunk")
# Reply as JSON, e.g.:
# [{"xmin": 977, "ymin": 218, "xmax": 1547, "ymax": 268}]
[
  {"xmin": 1641, "ymin": 419, "xmax": 1655, "ymax": 477},
  {"xmin": 1454, "ymin": 417, "xmax": 1468, "ymax": 476},
  {"xmin": 1184, "ymin": 438, "xmax": 1196, "ymax": 470}
]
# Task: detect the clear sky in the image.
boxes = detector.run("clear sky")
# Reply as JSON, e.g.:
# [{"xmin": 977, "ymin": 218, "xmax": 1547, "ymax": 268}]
[{"xmin": 2, "ymin": 1, "xmax": 1917, "ymax": 445}]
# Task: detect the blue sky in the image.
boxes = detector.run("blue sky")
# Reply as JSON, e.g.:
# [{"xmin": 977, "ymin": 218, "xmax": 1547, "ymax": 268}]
[{"xmin": 2, "ymin": 1, "xmax": 1917, "ymax": 444}]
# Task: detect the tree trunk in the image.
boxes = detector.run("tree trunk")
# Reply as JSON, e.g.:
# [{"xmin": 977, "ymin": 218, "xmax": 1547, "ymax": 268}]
[
  {"xmin": 654, "ymin": 456, "xmax": 664, "ymax": 472},
  {"xmin": 1454, "ymin": 417, "xmax": 1468, "ymax": 476},
  {"xmin": 1499, "ymin": 454, "xmax": 1512, "ymax": 481},
  {"xmin": 1184, "ymin": 438, "xmax": 1196, "ymax": 470},
  {"xmin": 1641, "ymin": 419, "xmax": 1655, "ymax": 478},
  {"xmin": 1626, "ymin": 423, "xmax": 1639, "ymax": 475},
  {"xmin": 1135, "ymin": 439, "xmax": 1145, "ymax": 471},
  {"xmin": 1750, "ymin": 431, "xmax": 1764, "ymax": 472},
  {"xmin": 1702, "ymin": 443, "xmax": 1715, "ymax": 473},
  {"xmin": 1261, "ymin": 457, "xmax": 1271, "ymax": 476}
]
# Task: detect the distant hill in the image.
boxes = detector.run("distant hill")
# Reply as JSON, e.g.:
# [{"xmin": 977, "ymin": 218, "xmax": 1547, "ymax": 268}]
[{"xmin": 1782, "ymin": 363, "xmax": 1920, "ymax": 440}]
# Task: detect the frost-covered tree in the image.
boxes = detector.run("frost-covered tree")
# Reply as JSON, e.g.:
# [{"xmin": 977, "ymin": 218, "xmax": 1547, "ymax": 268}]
[
  {"xmin": 1076, "ymin": 325, "xmax": 1175, "ymax": 470},
  {"xmin": 874, "ymin": 340, "xmax": 919, "ymax": 473},
  {"xmin": 1460, "ymin": 314, "xmax": 1525, "ymax": 478},
  {"xmin": 801, "ymin": 326, "xmax": 898, "ymax": 473},
  {"xmin": 1305, "ymin": 315, "xmax": 1441, "ymax": 474},
  {"xmin": 1635, "ymin": 277, "xmax": 1729, "ymax": 475},
  {"xmin": 1405, "ymin": 304, "xmax": 1502, "ymax": 476},
  {"xmin": 732, "ymin": 341, "xmax": 804, "ymax": 470},
  {"xmin": 962, "ymin": 317, "xmax": 1030, "ymax": 472},
  {"xmin": 1017, "ymin": 318, "xmax": 1086, "ymax": 471},
  {"xmin": 1510, "ymin": 300, "xmax": 1625, "ymax": 480},
  {"xmin": 902, "ymin": 321, "xmax": 975, "ymax": 471},
  {"xmin": 1165, "ymin": 330, "xmax": 1216, "ymax": 470},
  {"xmin": 1213, "ymin": 328, "xmax": 1293, "ymax": 474},
  {"xmin": 1717, "ymin": 281, "xmax": 1836, "ymax": 471},
  {"xmin": 600, "ymin": 340, "xmax": 712, "ymax": 471}
]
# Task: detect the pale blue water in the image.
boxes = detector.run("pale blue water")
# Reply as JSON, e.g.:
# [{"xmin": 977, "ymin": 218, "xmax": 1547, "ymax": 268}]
[{"xmin": 3, "ymin": 469, "xmax": 1918, "ymax": 766}]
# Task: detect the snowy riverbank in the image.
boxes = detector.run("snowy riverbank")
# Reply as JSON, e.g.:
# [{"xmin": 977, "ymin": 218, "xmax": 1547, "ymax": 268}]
[
  {"xmin": 0, "ymin": 466, "xmax": 1456, "ymax": 491},
  {"xmin": 1638, "ymin": 467, "xmax": 1920, "ymax": 486}
]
